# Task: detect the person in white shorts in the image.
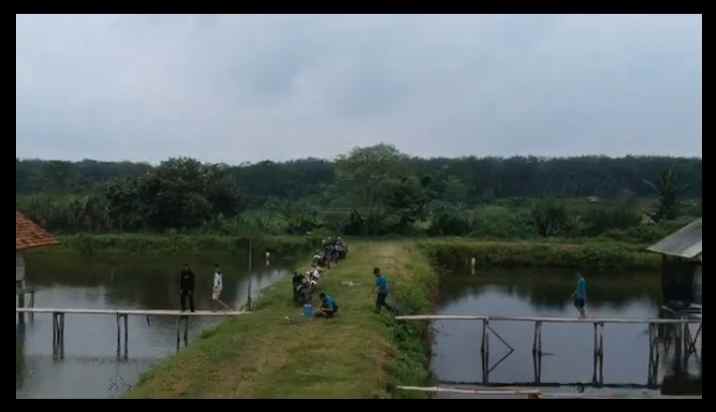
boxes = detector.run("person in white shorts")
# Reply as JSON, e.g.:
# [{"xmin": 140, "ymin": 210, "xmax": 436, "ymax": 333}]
[{"xmin": 212, "ymin": 264, "xmax": 230, "ymax": 310}]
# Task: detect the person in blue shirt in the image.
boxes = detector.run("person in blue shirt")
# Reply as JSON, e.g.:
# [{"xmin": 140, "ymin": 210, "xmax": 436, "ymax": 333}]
[
  {"xmin": 315, "ymin": 292, "xmax": 339, "ymax": 318},
  {"xmin": 374, "ymin": 267, "xmax": 397, "ymax": 314},
  {"xmin": 571, "ymin": 272, "xmax": 587, "ymax": 318}
]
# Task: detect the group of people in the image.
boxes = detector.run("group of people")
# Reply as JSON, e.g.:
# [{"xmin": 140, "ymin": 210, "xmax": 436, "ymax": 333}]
[
  {"xmin": 175, "ymin": 234, "xmax": 405, "ymax": 319},
  {"xmin": 178, "ymin": 263, "xmax": 230, "ymax": 313},
  {"xmin": 293, "ymin": 265, "xmax": 339, "ymax": 318},
  {"xmin": 313, "ymin": 237, "xmax": 348, "ymax": 268},
  {"xmin": 292, "ymin": 265, "xmax": 323, "ymax": 306},
  {"xmin": 291, "ymin": 234, "xmax": 400, "ymax": 319},
  {"xmin": 292, "ymin": 237, "xmax": 353, "ymax": 318}
]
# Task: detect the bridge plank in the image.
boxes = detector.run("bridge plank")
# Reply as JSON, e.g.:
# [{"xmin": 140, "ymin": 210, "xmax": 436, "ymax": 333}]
[
  {"xmin": 16, "ymin": 308, "xmax": 249, "ymax": 317},
  {"xmin": 396, "ymin": 315, "xmax": 700, "ymax": 324}
]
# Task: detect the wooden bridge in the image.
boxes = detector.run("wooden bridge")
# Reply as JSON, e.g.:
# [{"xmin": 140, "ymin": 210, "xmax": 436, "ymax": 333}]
[
  {"xmin": 396, "ymin": 314, "xmax": 702, "ymax": 388},
  {"xmin": 16, "ymin": 308, "xmax": 250, "ymax": 360},
  {"xmin": 396, "ymin": 385, "xmax": 702, "ymax": 399}
]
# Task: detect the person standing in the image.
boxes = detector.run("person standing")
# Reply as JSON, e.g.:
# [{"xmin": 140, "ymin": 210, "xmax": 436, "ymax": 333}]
[
  {"xmin": 374, "ymin": 267, "xmax": 397, "ymax": 314},
  {"xmin": 179, "ymin": 264, "xmax": 195, "ymax": 312},
  {"xmin": 571, "ymin": 272, "xmax": 587, "ymax": 319},
  {"xmin": 212, "ymin": 264, "xmax": 230, "ymax": 311}
]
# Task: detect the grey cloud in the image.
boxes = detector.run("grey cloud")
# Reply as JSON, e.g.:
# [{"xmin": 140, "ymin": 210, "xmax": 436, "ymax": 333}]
[{"xmin": 16, "ymin": 14, "xmax": 701, "ymax": 163}]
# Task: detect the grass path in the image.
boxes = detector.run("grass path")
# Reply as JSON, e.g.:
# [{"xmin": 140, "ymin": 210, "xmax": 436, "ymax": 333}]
[{"xmin": 127, "ymin": 240, "xmax": 435, "ymax": 398}]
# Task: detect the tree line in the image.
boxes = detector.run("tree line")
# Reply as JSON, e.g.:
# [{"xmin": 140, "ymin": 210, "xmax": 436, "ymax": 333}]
[{"xmin": 16, "ymin": 145, "xmax": 701, "ymax": 237}]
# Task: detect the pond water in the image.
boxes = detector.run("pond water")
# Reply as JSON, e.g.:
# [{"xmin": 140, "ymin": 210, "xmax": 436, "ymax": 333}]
[
  {"xmin": 16, "ymin": 252, "xmax": 295, "ymax": 398},
  {"xmin": 431, "ymin": 267, "xmax": 702, "ymax": 396}
]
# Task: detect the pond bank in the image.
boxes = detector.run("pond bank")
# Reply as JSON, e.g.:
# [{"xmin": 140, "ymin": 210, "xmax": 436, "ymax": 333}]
[
  {"xmin": 127, "ymin": 241, "xmax": 437, "ymax": 398},
  {"xmin": 93, "ymin": 236, "xmax": 661, "ymax": 398},
  {"xmin": 420, "ymin": 239, "xmax": 660, "ymax": 272}
]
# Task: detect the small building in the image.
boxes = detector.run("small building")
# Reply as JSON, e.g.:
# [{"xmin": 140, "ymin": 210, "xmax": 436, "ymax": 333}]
[
  {"xmin": 647, "ymin": 219, "xmax": 702, "ymax": 309},
  {"xmin": 16, "ymin": 211, "xmax": 59, "ymax": 289}
]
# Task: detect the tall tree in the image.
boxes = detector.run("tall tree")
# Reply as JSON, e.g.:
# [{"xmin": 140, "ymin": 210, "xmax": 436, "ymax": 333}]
[{"xmin": 643, "ymin": 168, "xmax": 687, "ymax": 222}]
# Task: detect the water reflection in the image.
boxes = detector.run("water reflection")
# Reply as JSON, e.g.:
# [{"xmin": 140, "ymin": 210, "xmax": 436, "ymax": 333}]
[
  {"xmin": 16, "ymin": 252, "xmax": 296, "ymax": 398},
  {"xmin": 432, "ymin": 268, "xmax": 701, "ymax": 395}
]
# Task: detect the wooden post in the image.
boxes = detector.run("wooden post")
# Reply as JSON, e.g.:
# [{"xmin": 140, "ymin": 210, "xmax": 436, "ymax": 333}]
[
  {"xmin": 673, "ymin": 323, "xmax": 683, "ymax": 372},
  {"xmin": 18, "ymin": 289, "xmax": 25, "ymax": 325},
  {"xmin": 537, "ymin": 322, "xmax": 543, "ymax": 356},
  {"xmin": 60, "ymin": 313, "xmax": 65, "ymax": 360},
  {"xmin": 593, "ymin": 322, "xmax": 598, "ymax": 384},
  {"xmin": 537, "ymin": 322, "xmax": 542, "ymax": 384},
  {"xmin": 481, "ymin": 319, "xmax": 486, "ymax": 384},
  {"xmin": 481, "ymin": 319, "xmax": 490, "ymax": 384},
  {"xmin": 681, "ymin": 321, "xmax": 688, "ymax": 370},
  {"xmin": 648, "ymin": 323, "xmax": 655, "ymax": 386},
  {"xmin": 116, "ymin": 314, "xmax": 121, "ymax": 359},
  {"xmin": 598, "ymin": 323, "xmax": 605, "ymax": 385},
  {"xmin": 52, "ymin": 313, "xmax": 57, "ymax": 359},
  {"xmin": 124, "ymin": 314, "xmax": 129, "ymax": 360},
  {"xmin": 176, "ymin": 317, "xmax": 181, "ymax": 352},
  {"xmin": 29, "ymin": 291, "xmax": 35, "ymax": 323},
  {"xmin": 532, "ymin": 321, "xmax": 542, "ymax": 384},
  {"xmin": 699, "ymin": 322, "xmax": 703, "ymax": 377}
]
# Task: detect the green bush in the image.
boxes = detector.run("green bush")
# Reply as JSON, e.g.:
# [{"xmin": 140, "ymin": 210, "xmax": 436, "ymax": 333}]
[
  {"xmin": 530, "ymin": 200, "xmax": 570, "ymax": 237},
  {"xmin": 419, "ymin": 239, "xmax": 660, "ymax": 271},
  {"xmin": 469, "ymin": 206, "xmax": 534, "ymax": 239},
  {"xmin": 581, "ymin": 207, "xmax": 641, "ymax": 236},
  {"xmin": 427, "ymin": 205, "xmax": 471, "ymax": 236}
]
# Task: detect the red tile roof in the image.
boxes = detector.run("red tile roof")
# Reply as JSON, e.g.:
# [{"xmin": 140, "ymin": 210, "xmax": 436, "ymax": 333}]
[{"xmin": 16, "ymin": 211, "xmax": 59, "ymax": 251}]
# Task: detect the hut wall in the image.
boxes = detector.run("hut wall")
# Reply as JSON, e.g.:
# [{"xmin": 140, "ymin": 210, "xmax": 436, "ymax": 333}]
[
  {"xmin": 693, "ymin": 264, "xmax": 702, "ymax": 305},
  {"xmin": 662, "ymin": 255, "xmax": 697, "ymax": 305}
]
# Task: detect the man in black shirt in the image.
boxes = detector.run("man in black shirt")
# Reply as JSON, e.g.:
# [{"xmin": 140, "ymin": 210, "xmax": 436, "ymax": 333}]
[{"xmin": 179, "ymin": 264, "xmax": 195, "ymax": 312}]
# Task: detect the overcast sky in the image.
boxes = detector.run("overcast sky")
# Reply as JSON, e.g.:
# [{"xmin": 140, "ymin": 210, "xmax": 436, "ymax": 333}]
[{"xmin": 16, "ymin": 14, "xmax": 702, "ymax": 164}]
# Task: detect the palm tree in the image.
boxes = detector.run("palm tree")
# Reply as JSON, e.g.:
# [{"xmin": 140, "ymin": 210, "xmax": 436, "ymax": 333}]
[{"xmin": 643, "ymin": 168, "xmax": 688, "ymax": 222}]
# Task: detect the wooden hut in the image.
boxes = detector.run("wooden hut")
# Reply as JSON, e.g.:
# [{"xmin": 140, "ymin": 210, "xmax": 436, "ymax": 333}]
[
  {"xmin": 16, "ymin": 211, "xmax": 58, "ymax": 288},
  {"xmin": 647, "ymin": 219, "xmax": 702, "ymax": 310}
]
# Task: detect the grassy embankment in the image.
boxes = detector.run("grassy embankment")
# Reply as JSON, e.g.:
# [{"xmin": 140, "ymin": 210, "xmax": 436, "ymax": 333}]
[
  {"xmin": 127, "ymin": 240, "xmax": 437, "ymax": 398},
  {"xmin": 420, "ymin": 238, "xmax": 661, "ymax": 272},
  {"xmin": 35, "ymin": 234, "xmax": 659, "ymax": 398}
]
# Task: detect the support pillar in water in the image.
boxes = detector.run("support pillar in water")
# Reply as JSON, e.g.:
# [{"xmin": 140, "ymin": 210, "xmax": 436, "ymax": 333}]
[
  {"xmin": 532, "ymin": 321, "xmax": 543, "ymax": 384},
  {"xmin": 481, "ymin": 319, "xmax": 490, "ymax": 384},
  {"xmin": 52, "ymin": 312, "xmax": 65, "ymax": 360}
]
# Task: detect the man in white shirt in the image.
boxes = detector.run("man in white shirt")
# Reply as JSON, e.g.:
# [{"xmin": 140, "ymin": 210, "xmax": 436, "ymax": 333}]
[{"xmin": 212, "ymin": 264, "xmax": 230, "ymax": 311}]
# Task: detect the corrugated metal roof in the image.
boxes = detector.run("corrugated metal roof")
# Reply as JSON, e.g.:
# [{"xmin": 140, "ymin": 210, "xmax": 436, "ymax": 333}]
[
  {"xmin": 647, "ymin": 218, "xmax": 702, "ymax": 259},
  {"xmin": 16, "ymin": 211, "xmax": 59, "ymax": 251}
]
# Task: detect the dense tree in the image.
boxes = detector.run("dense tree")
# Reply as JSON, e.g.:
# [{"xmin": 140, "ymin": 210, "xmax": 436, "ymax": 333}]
[
  {"xmin": 16, "ymin": 148, "xmax": 702, "ymax": 235},
  {"xmin": 531, "ymin": 200, "xmax": 570, "ymax": 237}
]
